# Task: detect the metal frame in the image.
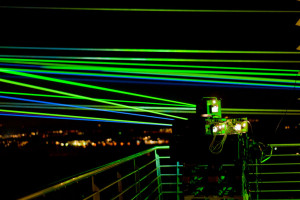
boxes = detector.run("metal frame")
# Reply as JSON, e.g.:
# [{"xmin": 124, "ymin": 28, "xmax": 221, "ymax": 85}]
[
  {"xmin": 248, "ymin": 143, "xmax": 300, "ymax": 199},
  {"xmin": 19, "ymin": 146, "xmax": 182, "ymax": 200}
]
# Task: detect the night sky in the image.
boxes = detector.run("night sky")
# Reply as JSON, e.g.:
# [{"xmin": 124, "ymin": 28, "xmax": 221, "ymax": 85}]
[{"xmin": 0, "ymin": 1, "xmax": 299, "ymax": 135}]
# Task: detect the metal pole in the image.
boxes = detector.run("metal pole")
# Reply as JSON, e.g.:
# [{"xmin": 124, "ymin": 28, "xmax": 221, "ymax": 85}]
[
  {"xmin": 176, "ymin": 161, "xmax": 180, "ymax": 200},
  {"xmin": 155, "ymin": 150, "xmax": 163, "ymax": 200},
  {"xmin": 255, "ymin": 159, "xmax": 259, "ymax": 200}
]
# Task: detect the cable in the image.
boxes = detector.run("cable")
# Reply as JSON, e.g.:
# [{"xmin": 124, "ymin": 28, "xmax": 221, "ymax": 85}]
[
  {"xmin": 274, "ymin": 71, "xmax": 299, "ymax": 134},
  {"xmin": 261, "ymin": 145, "xmax": 273, "ymax": 163},
  {"xmin": 209, "ymin": 122, "xmax": 231, "ymax": 154}
]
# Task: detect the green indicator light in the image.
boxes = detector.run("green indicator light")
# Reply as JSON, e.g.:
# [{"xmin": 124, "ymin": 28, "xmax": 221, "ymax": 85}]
[
  {"xmin": 0, "ymin": 109, "xmax": 172, "ymax": 126},
  {"xmin": 1, "ymin": 46, "xmax": 300, "ymax": 54},
  {"xmin": 0, "ymin": 77, "xmax": 188, "ymax": 120}
]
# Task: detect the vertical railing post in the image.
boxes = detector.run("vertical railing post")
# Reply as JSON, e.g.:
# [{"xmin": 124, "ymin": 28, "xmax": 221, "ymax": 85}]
[
  {"xmin": 92, "ymin": 176, "xmax": 100, "ymax": 200},
  {"xmin": 133, "ymin": 159, "xmax": 141, "ymax": 200},
  {"xmin": 155, "ymin": 149, "xmax": 163, "ymax": 200},
  {"xmin": 242, "ymin": 161, "xmax": 249, "ymax": 200},
  {"xmin": 117, "ymin": 171, "xmax": 123, "ymax": 200},
  {"xmin": 176, "ymin": 161, "xmax": 180, "ymax": 200},
  {"xmin": 255, "ymin": 159, "xmax": 259, "ymax": 200}
]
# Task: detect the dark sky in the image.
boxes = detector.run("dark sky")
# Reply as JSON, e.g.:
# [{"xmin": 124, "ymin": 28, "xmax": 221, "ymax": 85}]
[{"xmin": 0, "ymin": 1, "xmax": 299, "ymax": 133}]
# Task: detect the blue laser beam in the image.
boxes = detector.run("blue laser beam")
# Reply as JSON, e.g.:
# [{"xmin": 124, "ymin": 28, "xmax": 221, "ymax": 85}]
[{"xmin": 0, "ymin": 95, "xmax": 173, "ymax": 121}]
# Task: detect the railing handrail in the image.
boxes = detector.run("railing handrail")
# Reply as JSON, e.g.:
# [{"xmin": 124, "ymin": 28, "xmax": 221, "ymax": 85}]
[
  {"xmin": 19, "ymin": 145, "xmax": 170, "ymax": 200},
  {"xmin": 269, "ymin": 143, "xmax": 300, "ymax": 147}
]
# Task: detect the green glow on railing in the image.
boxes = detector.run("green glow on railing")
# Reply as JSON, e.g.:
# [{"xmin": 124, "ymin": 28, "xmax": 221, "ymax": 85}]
[
  {"xmin": 251, "ymin": 190, "xmax": 300, "ymax": 193},
  {"xmin": 1, "ymin": 6, "xmax": 300, "ymax": 13},
  {"xmin": 3, "ymin": 59, "xmax": 300, "ymax": 72},
  {"xmin": 251, "ymin": 172, "xmax": 300, "ymax": 175},
  {"xmin": 249, "ymin": 163, "xmax": 300, "ymax": 166},
  {"xmin": 250, "ymin": 180, "xmax": 300, "ymax": 184},
  {"xmin": 2, "ymin": 56, "xmax": 300, "ymax": 64},
  {"xmin": 0, "ymin": 69, "xmax": 193, "ymax": 108},
  {"xmin": 0, "ymin": 91, "xmax": 186, "ymax": 107},
  {"xmin": 0, "ymin": 77, "xmax": 187, "ymax": 120},
  {"xmin": 130, "ymin": 175, "xmax": 159, "ymax": 200},
  {"xmin": 83, "ymin": 159, "xmax": 157, "ymax": 200},
  {"xmin": 269, "ymin": 144, "xmax": 300, "ymax": 147},
  {"xmin": 19, "ymin": 146, "xmax": 170, "ymax": 200},
  {"xmin": 2, "ymin": 46, "xmax": 300, "ymax": 54},
  {"xmin": 144, "ymin": 184, "xmax": 160, "ymax": 200}
]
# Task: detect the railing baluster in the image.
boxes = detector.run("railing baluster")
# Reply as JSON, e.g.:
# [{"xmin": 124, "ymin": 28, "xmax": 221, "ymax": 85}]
[
  {"xmin": 176, "ymin": 161, "xmax": 180, "ymax": 200},
  {"xmin": 155, "ymin": 150, "xmax": 163, "ymax": 200},
  {"xmin": 18, "ymin": 146, "xmax": 173, "ymax": 200},
  {"xmin": 117, "ymin": 171, "xmax": 123, "ymax": 200},
  {"xmin": 91, "ymin": 176, "xmax": 100, "ymax": 200},
  {"xmin": 133, "ymin": 159, "xmax": 141, "ymax": 200}
]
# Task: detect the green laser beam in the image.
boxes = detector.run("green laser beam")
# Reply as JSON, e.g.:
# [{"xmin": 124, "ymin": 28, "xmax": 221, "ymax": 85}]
[
  {"xmin": 2, "ymin": 103, "xmax": 300, "ymax": 115},
  {"xmin": 1, "ymin": 6, "xmax": 300, "ymax": 13},
  {"xmin": 4, "ymin": 67, "xmax": 298, "ymax": 89},
  {"xmin": 2, "ymin": 56, "xmax": 300, "ymax": 64},
  {"xmin": 0, "ymin": 104, "xmax": 195, "ymax": 113},
  {"xmin": 5, "ymin": 60, "xmax": 297, "ymax": 77},
  {"xmin": 0, "ymin": 103, "xmax": 194, "ymax": 110},
  {"xmin": 3, "ymin": 59, "xmax": 299, "ymax": 72},
  {"xmin": 0, "ymin": 77, "xmax": 188, "ymax": 120},
  {"xmin": 0, "ymin": 91, "xmax": 186, "ymax": 107},
  {"xmin": 0, "ymin": 69, "xmax": 193, "ymax": 107},
  {"xmin": 0, "ymin": 109, "xmax": 172, "ymax": 126},
  {"xmin": 1, "ymin": 46, "xmax": 300, "ymax": 54},
  {"xmin": 6, "ymin": 67, "xmax": 298, "ymax": 84}
]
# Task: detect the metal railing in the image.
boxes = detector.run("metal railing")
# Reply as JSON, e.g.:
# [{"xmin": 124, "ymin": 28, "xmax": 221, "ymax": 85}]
[
  {"xmin": 19, "ymin": 146, "xmax": 182, "ymax": 200},
  {"xmin": 248, "ymin": 143, "xmax": 300, "ymax": 200}
]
